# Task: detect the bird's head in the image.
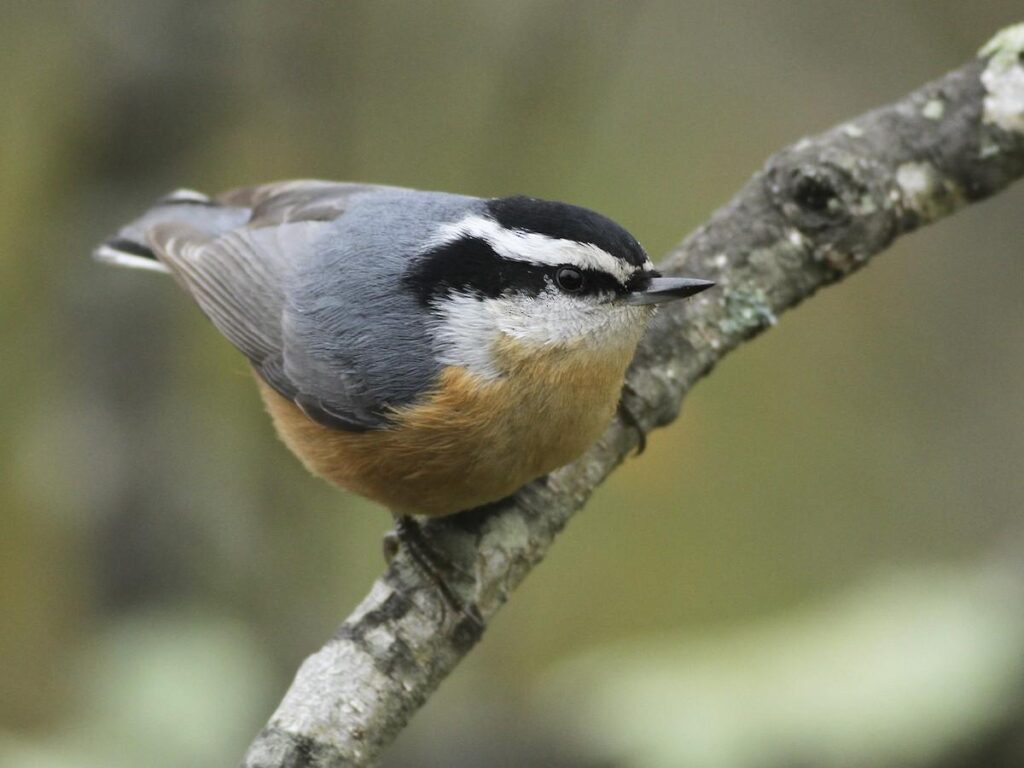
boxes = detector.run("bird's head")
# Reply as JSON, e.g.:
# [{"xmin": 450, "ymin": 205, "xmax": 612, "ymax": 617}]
[{"xmin": 406, "ymin": 195, "xmax": 713, "ymax": 379}]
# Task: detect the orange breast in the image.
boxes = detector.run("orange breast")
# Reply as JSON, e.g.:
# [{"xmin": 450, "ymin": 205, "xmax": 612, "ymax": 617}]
[{"xmin": 256, "ymin": 339, "xmax": 636, "ymax": 517}]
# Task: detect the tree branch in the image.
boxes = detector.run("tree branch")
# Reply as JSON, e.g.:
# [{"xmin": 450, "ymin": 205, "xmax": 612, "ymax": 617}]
[{"xmin": 243, "ymin": 24, "xmax": 1024, "ymax": 768}]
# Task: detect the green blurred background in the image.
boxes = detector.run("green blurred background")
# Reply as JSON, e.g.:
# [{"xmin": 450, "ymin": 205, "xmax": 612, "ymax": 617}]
[{"xmin": 3, "ymin": 2, "xmax": 1023, "ymax": 766}]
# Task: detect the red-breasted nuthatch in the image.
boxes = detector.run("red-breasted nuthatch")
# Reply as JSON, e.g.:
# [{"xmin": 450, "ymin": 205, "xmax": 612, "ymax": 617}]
[{"xmin": 95, "ymin": 181, "xmax": 712, "ymax": 608}]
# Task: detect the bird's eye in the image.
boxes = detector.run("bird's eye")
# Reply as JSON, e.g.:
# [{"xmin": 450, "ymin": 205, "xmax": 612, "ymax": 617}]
[{"xmin": 555, "ymin": 266, "xmax": 584, "ymax": 293}]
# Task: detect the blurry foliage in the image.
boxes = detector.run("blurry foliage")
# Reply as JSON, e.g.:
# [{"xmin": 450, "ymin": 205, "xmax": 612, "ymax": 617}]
[
  {"xmin": 544, "ymin": 564, "xmax": 1024, "ymax": 768},
  {"xmin": 1, "ymin": 1, "xmax": 1023, "ymax": 766}
]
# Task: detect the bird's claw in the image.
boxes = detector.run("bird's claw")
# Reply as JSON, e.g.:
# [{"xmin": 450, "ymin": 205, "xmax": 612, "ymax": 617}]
[
  {"xmin": 389, "ymin": 515, "xmax": 484, "ymax": 635},
  {"xmin": 618, "ymin": 381, "xmax": 648, "ymax": 455}
]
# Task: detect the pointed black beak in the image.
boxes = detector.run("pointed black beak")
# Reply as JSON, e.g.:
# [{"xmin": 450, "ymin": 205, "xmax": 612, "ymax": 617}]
[{"xmin": 624, "ymin": 276, "xmax": 715, "ymax": 305}]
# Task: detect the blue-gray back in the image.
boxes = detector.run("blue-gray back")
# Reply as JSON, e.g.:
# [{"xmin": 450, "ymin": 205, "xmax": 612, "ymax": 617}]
[
  {"xmin": 138, "ymin": 181, "xmax": 486, "ymax": 430},
  {"xmin": 283, "ymin": 187, "xmax": 486, "ymax": 425}
]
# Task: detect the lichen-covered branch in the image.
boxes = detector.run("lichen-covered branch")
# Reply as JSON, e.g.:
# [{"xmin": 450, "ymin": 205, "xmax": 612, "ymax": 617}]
[{"xmin": 242, "ymin": 25, "xmax": 1024, "ymax": 768}]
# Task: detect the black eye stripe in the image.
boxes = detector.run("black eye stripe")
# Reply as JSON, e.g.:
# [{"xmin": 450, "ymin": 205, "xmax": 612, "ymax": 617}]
[
  {"xmin": 573, "ymin": 268, "xmax": 624, "ymax": 295},
  {"xmin": 405, "ymin": 237, "xmax": 545, "ymax": 305},
  {"xmin": 405, "ymin": 236, "xmax": 633, "ymax": 305},
  {"xmin": 624, "ymin": 269, "xmax": 656, "ymax": 293}
]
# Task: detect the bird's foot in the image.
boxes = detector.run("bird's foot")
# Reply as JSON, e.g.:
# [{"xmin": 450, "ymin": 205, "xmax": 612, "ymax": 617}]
[
  {"xmin": 389, "ymin": 515, "xmax": 484, "ymax": 633},
  {"xmin": 618, "ymin": 381, "xmax": 648, "ymax": 455}
]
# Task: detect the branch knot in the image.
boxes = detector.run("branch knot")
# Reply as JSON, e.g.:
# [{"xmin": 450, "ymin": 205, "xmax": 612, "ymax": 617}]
[{"xmin": 766, "ymin": 146, "xmax": 897, "ymax": 273}]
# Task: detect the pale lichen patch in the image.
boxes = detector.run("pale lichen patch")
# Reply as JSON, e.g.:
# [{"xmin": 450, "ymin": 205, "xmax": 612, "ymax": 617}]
[
  {"xmin": 896, "ymin": 161, "xmax": 965, "ymax": 220},
  {"xmin": 979, "ymin": 139, "xmax": 1001, "ymax": 159},
  {"xmin": 922, "ymin": 99, "xmax": 945, "ymax": 120},
  {"xmin": 896, "ymin": 162, "xmax": 939, "ymax": 200},
  {"xmin": 857, "ymin": 194, "xmax": 878, "ymax": 215},
  {"xmin": 718, "ymin": 285, "xmax": 777, "ymax": 336},
  {"xmin": 979, "ymin": 23, "xmax": 1024, "ymax": 133}
]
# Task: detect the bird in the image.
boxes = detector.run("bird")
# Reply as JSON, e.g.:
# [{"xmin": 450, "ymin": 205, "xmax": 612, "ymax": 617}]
[{"xmin": 94, "ymin": 180, "xmax": 713, "ymax": 613}]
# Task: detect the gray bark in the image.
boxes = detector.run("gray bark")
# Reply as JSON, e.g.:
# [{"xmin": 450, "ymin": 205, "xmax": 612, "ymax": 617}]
[{"xmin": 243, "ymin": 24, "xmax": 1024, "ymax": 768}]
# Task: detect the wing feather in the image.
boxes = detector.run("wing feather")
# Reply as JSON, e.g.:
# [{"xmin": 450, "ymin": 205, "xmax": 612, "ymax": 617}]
[
  {"xmin": 216, "ymin": 180, "xmax": 392, "ymax": 227},
  {"xmin": 144, "ymin": 181, "xmax": 398, "ymax": 431}
]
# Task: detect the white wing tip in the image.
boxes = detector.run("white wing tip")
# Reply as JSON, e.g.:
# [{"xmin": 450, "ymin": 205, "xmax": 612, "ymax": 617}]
[{"xmin": 159, "ymin": 188, "xmax": 213, "ymax": 205}]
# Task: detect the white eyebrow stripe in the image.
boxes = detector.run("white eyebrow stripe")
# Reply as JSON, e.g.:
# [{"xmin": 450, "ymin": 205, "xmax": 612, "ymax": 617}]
[{"xmin": 434, "ymin": 215, "xmax": 649, "ymax": 283}]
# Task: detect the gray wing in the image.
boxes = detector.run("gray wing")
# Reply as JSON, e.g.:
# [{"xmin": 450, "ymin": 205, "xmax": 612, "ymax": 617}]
[
  {"xmin": 216, "ymin": 180, "xmax": 392, "ymax": 227},
  {"xmin": 147, "ymin": 181, "xmax": 399, "ymax": 431}
]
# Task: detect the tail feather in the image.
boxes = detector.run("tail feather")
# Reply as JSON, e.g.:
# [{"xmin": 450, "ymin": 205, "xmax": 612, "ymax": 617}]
[
  {"xmin": 156, "ymin": 188, "xmax": 218, "ymax": 206},
  {"xmin": 93, "ymin": 188, "xmax": 249, "ymax": 274},
  {"xmin": 93, "ymin": 238, "xmax": 169, "ymax": 273}
]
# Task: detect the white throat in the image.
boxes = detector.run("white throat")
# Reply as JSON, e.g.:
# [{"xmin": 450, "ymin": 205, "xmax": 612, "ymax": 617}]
[{"xmin": 431, "ymin": 289, "xmax": 650, "ymax": 379}]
